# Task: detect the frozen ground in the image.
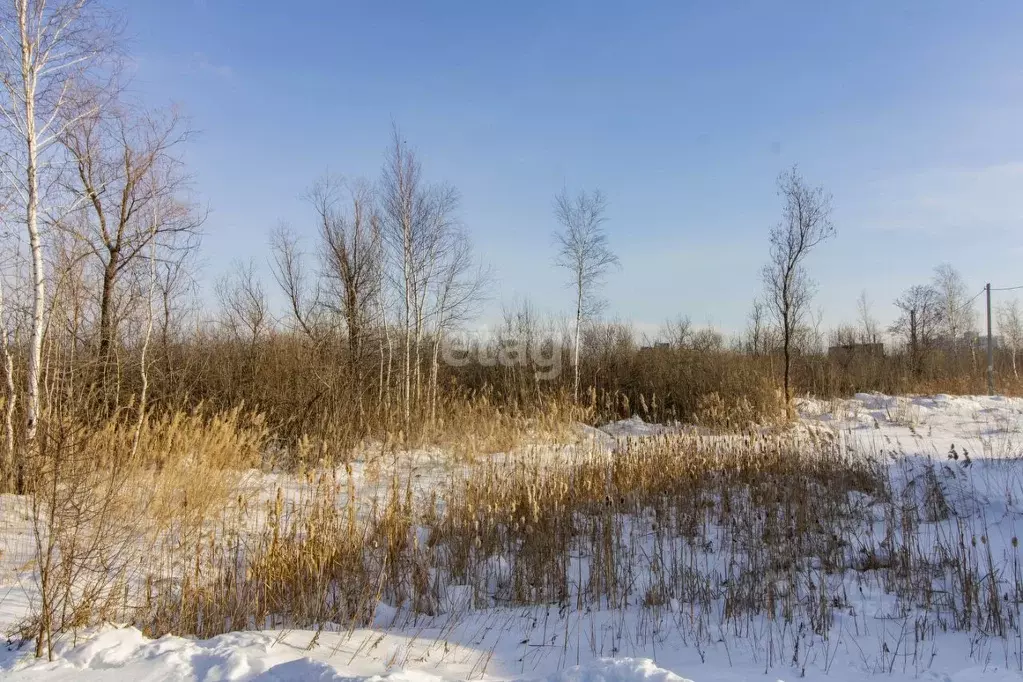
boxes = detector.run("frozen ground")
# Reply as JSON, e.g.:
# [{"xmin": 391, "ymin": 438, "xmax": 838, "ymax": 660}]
[
  {"xmin": 3, "ymin": 393, "xmax": 1023, "ymax": 681},
  {"xmin": 799, "ymin": 392, "xmax": 1023, "ymax": 455}
]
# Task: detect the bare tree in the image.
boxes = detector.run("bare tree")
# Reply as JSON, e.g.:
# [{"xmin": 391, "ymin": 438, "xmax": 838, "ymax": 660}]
[
  {"xmin": 932, "ymin": 263, "xmax": 974, "ymax": 349},
  {"xmin": 690, "ymin": 326, "xmax": 724, "ymax": 352},
  {"xmin": 998, "ymin": 299, "xmax": 1023, "ymax": 379},
  {"xmin": 426, "ymin": 223, "xmax": 488, "ymax": 421},
  {"xmin": 857, "ymin": 290, "xmax": 879, "ymax": 344},
  {"xmin": 659, "ymin": 314, "xmax": 692, "ymax": 349},
  {"xmin": 268, "ymin": 222, "xmax": 318, "ymax": 340},
  {"xmin": 892, "ymin": 284, "xmax": 943, "ymax": 348},
  {"xmin": 410, "ymin": 188, "xmax": 458, "ymax": 412},
  {"xmin": 830, "ymin": 324, "xmax": 860, "ymax": 347},
  {"xmin": 891, "ymin": 283, "xmax": 943, "ymax": 376},
  {"xmin": 58, "ymin": 101, "xmax": 201, "ymax": 369},
  {"xmin": 553, "ymin": 187, "xmax": 619, "ymax": 401},
  {"xmin": 379, "ymin": 126, "xmax": 457, "ymax": 425},
  {"xmin": 0, "ymin": 0, "xmax": 119, "ymax": 455},
  {"xmin": 761, "ymin": 167, "xmax": 835, "ymax": 407},
  {"xmin": 311, "ymin": 175, "xmax": 382, "ymax": 370},
  {"xmin": 216, "ymin": 259, "xmax": 268, "ymax": 344},
  {"xmin": 153, "ymin": 236, "xmax": 197, "ymax": 376},
  {"xmin": 745, "ymin": 298, "xmax": 767, "ymax": 355},
  {"xmin": 803, "ymin": 305, "xmax": 826, "ymax": 354},
  {"xmin": 497, "ymin": 297, "xmax": 554, "ymax": 397},
  {"xmin": 379, "ymin": 128, "xmax": 419, "ymax": 425}
]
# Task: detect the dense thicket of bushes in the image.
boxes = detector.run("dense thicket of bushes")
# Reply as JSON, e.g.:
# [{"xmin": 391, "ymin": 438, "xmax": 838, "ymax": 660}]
[{"xmin": 81, "ymin": 322, "xmax": 1021, "ymax": 450}]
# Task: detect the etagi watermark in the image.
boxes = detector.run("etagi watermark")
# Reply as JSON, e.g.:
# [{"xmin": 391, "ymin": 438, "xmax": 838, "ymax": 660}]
[{"xmin": 440, "ymin": 334, "xmax": 562, "ymax": 380}]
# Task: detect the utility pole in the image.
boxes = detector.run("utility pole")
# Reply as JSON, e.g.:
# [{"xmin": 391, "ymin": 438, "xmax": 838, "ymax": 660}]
[{"xmin": 987, "ymin": 283, "xmax": 995, "ymax": 396}]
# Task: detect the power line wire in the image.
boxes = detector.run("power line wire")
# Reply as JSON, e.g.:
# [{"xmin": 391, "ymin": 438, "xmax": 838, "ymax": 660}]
[{"xmin": 951, "ymin": 287, "xmax": 986, "ymax": 315}]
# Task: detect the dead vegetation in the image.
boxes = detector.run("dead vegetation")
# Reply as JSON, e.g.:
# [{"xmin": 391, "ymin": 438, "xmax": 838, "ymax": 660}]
[{"xmin": 14, "ymin": 401, "xmax": 1023, "ymax": 675}]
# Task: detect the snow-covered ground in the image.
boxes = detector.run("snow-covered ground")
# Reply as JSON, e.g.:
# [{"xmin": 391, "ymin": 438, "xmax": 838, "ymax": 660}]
[
  {"xmin": 4, "ymin": 394, "xmax": 1023, "ymax": 681},
  {"xmin": 800, "ymin": 392, "xmax": 1023, "ymax": 456}
]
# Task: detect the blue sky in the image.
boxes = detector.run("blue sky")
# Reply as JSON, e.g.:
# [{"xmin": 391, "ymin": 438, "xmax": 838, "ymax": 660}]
[{"xmin": 112, "ymin": 1, "xmax": 1023, "ymax": 336}]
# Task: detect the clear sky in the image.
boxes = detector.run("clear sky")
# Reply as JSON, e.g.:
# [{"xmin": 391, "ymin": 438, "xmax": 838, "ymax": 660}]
[{"xmin": 110, "ymin": 0, "xmax": 1023, "ymax": 337}]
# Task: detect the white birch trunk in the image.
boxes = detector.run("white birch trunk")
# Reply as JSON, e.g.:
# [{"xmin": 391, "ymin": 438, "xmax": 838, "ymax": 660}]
[
  {"xmin": 573, "ymin": 279, "xmax": 582, "ymax": 403},
  {"xmin": 0, "ymin": 273, "xmax": 15, "ymax": 482},
  {"xmin": 131, "ymin": 223, "xmax": 158, "ymax": 458},
  {"xmin": 20, "ymin": 4, "xmax": 44, "ymax": 450}
]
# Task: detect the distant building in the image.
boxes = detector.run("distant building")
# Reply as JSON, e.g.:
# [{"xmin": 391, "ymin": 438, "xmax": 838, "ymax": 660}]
[{"xmin": 961, "ymin": 331, "xmax": 1003, "ymax": 349}]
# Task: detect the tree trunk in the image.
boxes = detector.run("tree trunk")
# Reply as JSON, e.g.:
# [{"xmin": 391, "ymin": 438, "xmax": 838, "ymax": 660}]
[
  {"xmin": 24, "ymin": 81, "xmax": 44, "ymax": 472},
  {"xmin": 403, "ymin": 292, "xmax": 411, "ymax": 430},
  {"xmin": 98, "ymin": 254, "xmax": 119, "ymax": 366},
  {"xmin": 132, "ymin": 230, "xmax": 157, "ymax": 458},
  {"xmin": 573, "ymin": 288, "xmax": 582, "ymax": 403},
  {"xmin": 0, "ymin": 275, "xmax": 15, "ymax": 487},
  {"xmin": 377, "ymin": 330, "xmax": 384, "ymax": 410},
  {"xmin": 345, "ymin": 304, "xmax": 363, "ymax": 431},
  {"xmin": 385, "ymin": 325, "xmax": 394, "ymax": 416},
  {"xmin": 18, "ymin": 3, "xmax": 46, "ymax": 491},
  {"xmin": 782, "ymin": 310, "xmax": 791, "ymax": 410},
  {"xmin": 401, "ymin": 238, "xmax": 413, "ymax": 430},
  {"xmin": 414, "ymin": 306, "xmax": 423, "ymax": 411},
  {"xmin": 161, "ymin": 300, "xmax": 173, "ymax": 378},
  {"xmin": 430, "ymin": 334, "xmax": 441, "ymax": 426}
]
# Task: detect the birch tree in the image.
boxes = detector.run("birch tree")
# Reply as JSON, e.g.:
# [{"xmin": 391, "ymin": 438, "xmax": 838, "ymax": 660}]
[
  {"xmin": 998, "ymin": 299, "xmax": 1023, "ymax": 379},
  {"xmin": 426, "ymin": 224, "xmax": 487, "ymax": 422},
  {"xmin": 553, "ymin": 187, "xmax": 618, "ymax": 402},
  {"xmin": 380, "ymin": 129, "xmax": 421, "ymax": 425},
  {"xmin": 0, "ymin": 0, "xmax": 117, "ymax": 458},
  {"xmin": 0, "ymin": 251, "xmax": 15, "ymax": 482},
  {"xmin": 129, "ymin": 211, "xmax": 157, "ymax": 458},
  {"xmin": 932, "ymin": 263, "xmax": 974, "ymax": 349},
  {"xmin": 761, "ymin": 167, "xmax": 835, "ymax": 407},
  {"xmin": 379, "ymin": 127, "xmax": 457, "ymax": 425}
]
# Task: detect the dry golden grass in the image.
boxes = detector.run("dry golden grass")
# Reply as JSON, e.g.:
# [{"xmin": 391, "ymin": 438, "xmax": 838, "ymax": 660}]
[
  {"xmin": 119, "ymin": 429, "xmax": 892, "ymax": 640},
  {"xmin": 15, "ymin": 391, "xmax": 587, "ymax": 650},
  {"xmin": 18, "ymin": 403, "xmax": 274, "ymax": 654},
  {"xmin": 16, "ymin": 377, "xmax": 1023, "ymax": 660}
]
